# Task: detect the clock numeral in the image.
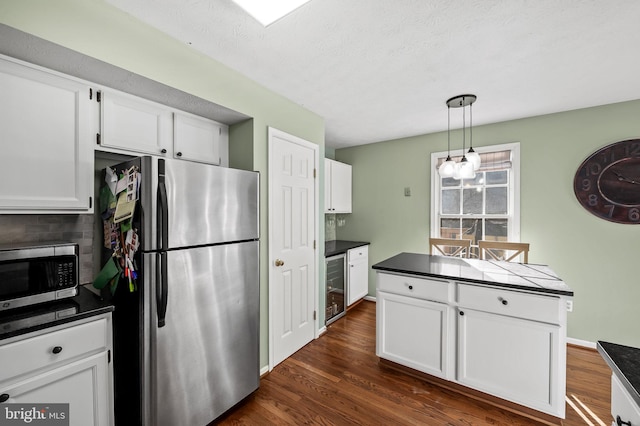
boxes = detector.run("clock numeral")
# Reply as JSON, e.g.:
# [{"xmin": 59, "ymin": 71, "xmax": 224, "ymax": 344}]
[
  {"xmin": 601, "ymin": 151, "xmax": 615, "ymax": 163},
  {"xmin": 626, "ymin": 142, "xmax": 640, "ymax": 157},
  {"xmin": 629, "ymin": 208, "xmax": 640, "ymax": 222},
  {"xmin": 588, "ymin": 194, "xmax": 598, "ymax": 206},
  {"xmin": 586, "ymin": 163, "xmax": 602, "ymax": 176},
  {"xmin": 581, "ymin": 179, "xmax": 591, "ymax": 192},
  {"xmin": 604, "ymin": 204, "xmax": 615, "ymax": 217}
]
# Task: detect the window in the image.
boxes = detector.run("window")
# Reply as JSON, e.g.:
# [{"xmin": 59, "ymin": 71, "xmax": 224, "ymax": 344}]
[{"xmin": 430, "ymin": 143, "xmax": 520, "ymax": 259}]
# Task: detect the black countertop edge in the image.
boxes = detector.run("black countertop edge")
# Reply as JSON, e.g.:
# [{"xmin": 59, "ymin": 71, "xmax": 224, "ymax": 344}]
[
  {"xmin": 0, "ymin": 285, "xmax": 114, "ymax": 341},
  {"xmin": 325, "ymin": 240, "xmax": 370, "ymax": 257},
  {"xmin": 372, "ymin": 264, "xmax": 573, "ymax": 296},
  {"xmin": 597, "ymin": 341, "xmax": 640, "ymax": 407}
]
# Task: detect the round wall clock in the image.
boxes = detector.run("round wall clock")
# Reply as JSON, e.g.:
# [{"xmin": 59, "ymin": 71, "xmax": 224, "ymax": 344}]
[{"xmin": 574, "ymin": 139, "xmax": 640, "ymax": 224}]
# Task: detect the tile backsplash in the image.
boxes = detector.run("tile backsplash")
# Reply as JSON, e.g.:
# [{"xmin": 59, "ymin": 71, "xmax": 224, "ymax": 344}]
[{"xmin": 0, "ymin": 214, "xmax": 94, "ymax": 284}]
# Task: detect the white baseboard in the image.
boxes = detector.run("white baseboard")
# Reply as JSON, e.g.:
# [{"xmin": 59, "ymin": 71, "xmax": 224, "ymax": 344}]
[
  {"xmin": 260, "ymin": 365, "xmax": 269, "ymax": 376},
  {"xmin": 363, "ymin": 295, "xmax": 376, "ymax": 302},
  {"xmin": 317, "ymin": 325, "xmax": 327, "ymax": 336},
  {"xmin": 567, "ymin": 337, "xmax": 596, "ymax": 349}
]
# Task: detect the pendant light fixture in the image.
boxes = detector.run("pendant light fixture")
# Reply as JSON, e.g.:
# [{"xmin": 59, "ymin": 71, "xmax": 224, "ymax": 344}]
[{"xmin": 438, "ymin": 94, "xmax": 481, "ymax": 179}]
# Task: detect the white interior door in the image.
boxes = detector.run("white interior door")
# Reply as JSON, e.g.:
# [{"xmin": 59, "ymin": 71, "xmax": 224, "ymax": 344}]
[{"xmin": 268, "ymin": 127, "xmax": 318, "ymax": 369}]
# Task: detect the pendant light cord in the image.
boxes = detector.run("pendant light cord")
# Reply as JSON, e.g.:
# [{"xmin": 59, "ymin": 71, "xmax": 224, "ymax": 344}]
[{"xmin": 462, "ymin": 96, "xmax": 466, "ymax": 158}]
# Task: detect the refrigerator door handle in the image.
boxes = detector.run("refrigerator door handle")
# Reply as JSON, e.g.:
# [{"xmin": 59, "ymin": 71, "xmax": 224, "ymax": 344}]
[
  {"xmin": 157, "ymin": 160, "xmax": 169, "ymax": 251},
  {"xmin": 156, "ymin": 251, "xmax": 168, "ymax": 328}
]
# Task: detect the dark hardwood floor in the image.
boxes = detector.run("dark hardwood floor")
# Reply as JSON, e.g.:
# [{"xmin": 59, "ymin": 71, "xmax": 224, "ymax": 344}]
[{"xmin": 217, "ymin": 301, "xmax": 611, "ymax": 425}]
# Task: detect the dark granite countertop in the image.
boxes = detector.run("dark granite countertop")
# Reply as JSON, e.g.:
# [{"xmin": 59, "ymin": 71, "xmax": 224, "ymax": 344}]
[
  {"xmin": 0, "ymin": 285, "xmax": 114, "ymax": 340},
  {"xmin": 325, "ymin": 240, "xmax": 369, "ymax": 257},
  {"xmin": 598, "ymin": 341, "xmax": 640, "ymax": 407},
  {"xmin": 372, "ymin": 252, "xmax": 573, "ymax": 296}
]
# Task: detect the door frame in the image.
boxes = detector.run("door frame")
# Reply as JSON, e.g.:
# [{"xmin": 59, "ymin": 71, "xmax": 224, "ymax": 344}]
[{"xmin": 267, "ymin": 126, "xmax": 320, "ymax": 372}]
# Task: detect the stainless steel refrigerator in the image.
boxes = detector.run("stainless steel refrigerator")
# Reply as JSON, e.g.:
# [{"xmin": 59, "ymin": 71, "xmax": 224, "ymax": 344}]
[{"xmin": 105, "ymin": 156, "xmax": 259, "ymax": 426}]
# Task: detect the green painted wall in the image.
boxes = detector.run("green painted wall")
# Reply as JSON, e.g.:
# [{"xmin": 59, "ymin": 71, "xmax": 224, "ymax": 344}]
[
  {"xmin": 0, "ymin": 0, "xmax": 325, "ymax": 370},
  {"xmin": 336, "ymin": 100, "xmax": 640, "ymax": 348}
]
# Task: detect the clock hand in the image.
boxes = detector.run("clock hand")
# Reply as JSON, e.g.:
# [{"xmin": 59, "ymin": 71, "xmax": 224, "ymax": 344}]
[{"xmin": 613, "ymin": 171, "xmax": 640, "ymax": 184}]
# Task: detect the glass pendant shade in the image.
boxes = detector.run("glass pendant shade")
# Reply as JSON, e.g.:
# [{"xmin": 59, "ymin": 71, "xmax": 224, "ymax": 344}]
[
  {"xmin": 438, "ymin": 156, "xmax": 456, "ymax": 178},
  {"xmin": 466, "ymin": 147, "xmax": 481, "ymax": 170},
  {"xmin": 458, "ymin": 157, "xmax": 475, "ymax": 179}
]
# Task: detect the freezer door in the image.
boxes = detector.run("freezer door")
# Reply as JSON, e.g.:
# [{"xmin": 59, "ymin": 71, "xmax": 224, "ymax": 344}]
[
  {"xmin": 162, "ymin": 159, "xmax": 259, "ymax": 248},
  {"xmin": 150, "ymin": 241, "xmax": 260, "ymax": 426}
]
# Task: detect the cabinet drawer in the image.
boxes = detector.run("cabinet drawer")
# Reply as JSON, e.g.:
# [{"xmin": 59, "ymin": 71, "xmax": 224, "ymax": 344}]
[
  {"xmin": 378, "ymin": 273, "xmax": 451, "ymax": 303},
  {"xmin": 0, "ymin": 317, "xmax": 108, "ymax": 383},
  {"xmin": 611, "ymin": 374, "xmax": 640, "ymax": 426},
  {"xmin": 348, "ymin": 245, "xmax": 368, "ymax": 262},
  {"xmin": 457, "ymin": 284, "xmax": 560, "ymax": 324}
]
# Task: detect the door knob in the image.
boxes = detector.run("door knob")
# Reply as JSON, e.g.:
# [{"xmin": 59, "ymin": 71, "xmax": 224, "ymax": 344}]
[{"xmin": 275, "ymin": 259, "xmax": 284, "ymax": 267}]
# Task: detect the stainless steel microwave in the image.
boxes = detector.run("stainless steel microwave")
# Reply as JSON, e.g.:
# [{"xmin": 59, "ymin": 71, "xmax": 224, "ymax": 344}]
[{"xmin": 0, "ymin": 242, "xmax": 79, "ymax": 311}]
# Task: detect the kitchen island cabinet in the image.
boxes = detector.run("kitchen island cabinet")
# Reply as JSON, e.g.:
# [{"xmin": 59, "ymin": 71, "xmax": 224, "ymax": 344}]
[{"xmin": 373, "ymin": 253, "xmax": 573, "ymax": 423}]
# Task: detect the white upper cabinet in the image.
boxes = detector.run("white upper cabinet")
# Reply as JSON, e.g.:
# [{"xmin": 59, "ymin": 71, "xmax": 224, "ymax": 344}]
[
  {"xmin": 173, "ymin": 112, "xmax": 227, "ymax": 166},
  {"xmin": 325, "ymin": 158, "xmax": 352, "ymax": 213},
  {"xmin": 0, "ymin": 55, "xmax": 94, "ymax": 213},
  {"xmin": 99, "ymin": 88, "xmax": 172, "ymax": 156}
]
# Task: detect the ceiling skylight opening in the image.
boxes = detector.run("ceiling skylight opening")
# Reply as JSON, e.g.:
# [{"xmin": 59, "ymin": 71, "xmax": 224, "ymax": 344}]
[{"xmin": 232, "ymin": 0, "xmax": 312, "ymax": 26}]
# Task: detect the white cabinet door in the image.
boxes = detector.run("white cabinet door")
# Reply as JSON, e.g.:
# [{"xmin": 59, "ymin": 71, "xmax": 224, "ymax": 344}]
[
  {"xmin": 611, "ymin": 374, "xmax": 640, "ymax": 426},
  {"xmin": 100, "ymin": 88, "xmax": 172, "ymax": 156},
  {"xmin": 457, "ymin": 308, "xmax": 563, "ymax": 417},
  {"xmin": 347, "ymin": 246, "xmax": 368, "ymax": 306},
  {"xmin": 377, "ymin": 290, "xmax": 450, "ymax": 379},
  {"xmin": 0, "ymin": 56, "xmax": 93, "ymax": 212},
  {"xmin": 325, "ymin": 159, "xmax": 352, "ymax": 213},
  {"xmin": 0, "ymin": 352, "xmax": 111, "ymax": 426},
  {"xmin": 173, "ymin": 112, "xmax": 227, "ymax": 165}
]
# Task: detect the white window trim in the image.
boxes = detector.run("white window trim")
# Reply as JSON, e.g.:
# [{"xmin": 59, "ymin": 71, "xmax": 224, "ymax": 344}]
[{"xmin": 430, "ymin": 142, "xmax": 521, "ymax": 241}]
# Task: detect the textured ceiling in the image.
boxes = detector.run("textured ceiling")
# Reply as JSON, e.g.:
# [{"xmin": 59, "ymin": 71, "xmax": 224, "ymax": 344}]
[{"xmin": 104, "ymin": 0, "xmax": 640, "ymax": 149}]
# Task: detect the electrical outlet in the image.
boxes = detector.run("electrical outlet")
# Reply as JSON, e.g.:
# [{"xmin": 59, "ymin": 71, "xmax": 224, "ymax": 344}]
[
  {"xmin": 566, "ymin": 300, "xmax": 573, "ymax": 312},
  {"xmin": 404, "ymin": 187, "xmax": 411, "ymax": 197}
]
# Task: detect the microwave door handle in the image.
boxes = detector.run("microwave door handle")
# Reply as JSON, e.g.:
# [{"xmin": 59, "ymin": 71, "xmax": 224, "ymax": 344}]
[{"xmin": 156, "ymin": 252, "xmax": 168, "ymax": 328}]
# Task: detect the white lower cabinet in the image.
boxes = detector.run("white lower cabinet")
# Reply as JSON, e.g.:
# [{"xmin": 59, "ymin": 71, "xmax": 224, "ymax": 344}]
[
  {"xmin": 347, "ymin": 245, "xmax": 369, "ymax": 306},
  {"xmin": 376, "ymin": 272, "xmax": 568, "ymax": 419},
  {"xmin": 377, "ymin": 291, "xmax": 451, "ymax": 379},
  {"xmin": 0, "ymin": 314, "xmax": 114, "ymax": 426},
  {"xmin": 611, "ymin": 374, "xmax": 640, "ymax": 426},
  {"xmin": 457, "ymin": 308, "xmax": 562, "ymax": 416}
]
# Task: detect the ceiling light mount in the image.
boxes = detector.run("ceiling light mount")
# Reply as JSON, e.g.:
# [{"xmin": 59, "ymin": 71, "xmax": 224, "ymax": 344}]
[{"xmin": 438, "ymin": 94, "xmax": 481, "ymax": 179}]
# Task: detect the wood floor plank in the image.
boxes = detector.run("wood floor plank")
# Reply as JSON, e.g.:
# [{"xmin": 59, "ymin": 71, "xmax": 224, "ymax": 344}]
[{"xmin": 216, "ymin": 301, "xmax": 612, "ymax": 425}]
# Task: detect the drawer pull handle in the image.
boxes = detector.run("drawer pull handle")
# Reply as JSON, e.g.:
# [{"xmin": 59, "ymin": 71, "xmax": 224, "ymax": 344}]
[
  {"xmin": 498, "ymin": 297, "xmax": 508, "ymax": 306},
  {"xmin": 459, "ymin": 311, "xmax": 464, "ymax": 316},
  {"xmin": 616, "ymin": 415, "xmax": 631, "ymax": 426},
  {"xmin": 408, "ymin": 285, "xmax": 413, "ymax": 290},
  {"xmin": 0, "ymin": 394, "xmax": 9, "ymax": 403},
  {"xmin": 52, "ymin": 346, "xmax": 63, "ymax": 354}
]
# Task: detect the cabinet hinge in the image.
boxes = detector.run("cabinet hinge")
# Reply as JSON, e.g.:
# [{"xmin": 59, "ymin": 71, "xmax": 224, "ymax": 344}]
[
  {"xmin": 313, "ymin": 240, "xmax": 316, "ymax": 250},
  {"xmin": 96, "ymin": 90, "xmax": 101, "ymax": 102},
  {"xmin": 219, "ymin": 127, "xmax": 222, "ymax": 135},
  {"xmin": 108, "ymin": 350, "xmax": 111, "ymax": 364},
  {"xmin": 96, "ymin": 133, "xmax": 101, "ymax": 145},
  {"xmin": 313, "ymin": 168, "xmax": 316, "ymax": 178},
  {"xmin": 313, "ymin": 310, "xmax": 316, "ymax": 321}
]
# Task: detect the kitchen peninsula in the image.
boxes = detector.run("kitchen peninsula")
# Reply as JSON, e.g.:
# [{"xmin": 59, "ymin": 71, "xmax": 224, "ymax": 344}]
[{"xmin": 373, "ymin": 252, "xmax": 573, "ymax": 424}]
